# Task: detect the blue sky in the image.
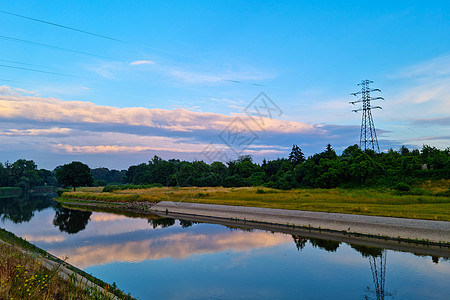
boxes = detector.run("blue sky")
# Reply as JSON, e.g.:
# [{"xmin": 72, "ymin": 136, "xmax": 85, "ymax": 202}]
[{"xmin": 0, "ymin": 1, "xmax": 449, "ymax": 169}]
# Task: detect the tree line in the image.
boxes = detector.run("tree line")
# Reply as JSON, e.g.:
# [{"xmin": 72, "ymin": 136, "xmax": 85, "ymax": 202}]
[
  {"xmin": 1, "ymin": 144, "xmax": 449, "ymax": 192},
  {"xmin": 123, "ymin": 144, "xmax": 449, "ymax": 190}
]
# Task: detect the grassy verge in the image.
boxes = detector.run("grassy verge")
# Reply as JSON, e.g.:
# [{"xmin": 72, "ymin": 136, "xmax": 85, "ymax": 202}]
[
  {"xmin": 0, "ymin": 228, "xmax": 134, "ymax": 299},
  {"xmin": 60, "ymin": 180, "xmax": 450, "ymax": 221}
]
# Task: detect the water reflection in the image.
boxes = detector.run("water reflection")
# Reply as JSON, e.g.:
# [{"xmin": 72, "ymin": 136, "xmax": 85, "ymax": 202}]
[
  {"xmin": 148, "ymin": 217, "xmax": 175, "ymax": 228},
  {"xmin": 0, "ymin": 196, "xmax": 55, "ymax": 223},
  {"xmin": 1, "ymin": 198, "xmax": 449, "ymax": 299},
  {"xmin": 53, "ymin": 207, "xmax": 92, "ymax": 234}
]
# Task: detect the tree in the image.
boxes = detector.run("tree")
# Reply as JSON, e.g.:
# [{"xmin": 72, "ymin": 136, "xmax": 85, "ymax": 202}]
[
  {"xmin": 55, "ymin": 161, "xmax": 94, "ymax": 191},
  {"xmin": 289, "ymin": 144, "xmax": 305, "ymax": 167}
]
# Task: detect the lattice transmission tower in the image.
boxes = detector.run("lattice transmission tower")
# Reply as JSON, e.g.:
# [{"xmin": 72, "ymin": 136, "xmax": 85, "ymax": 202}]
[{"xmin": 350, "ymin": 80, "xmax": 383, "ymax": 152}]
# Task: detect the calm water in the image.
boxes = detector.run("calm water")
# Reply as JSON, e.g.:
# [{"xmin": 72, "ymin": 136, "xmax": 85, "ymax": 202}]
[{"xmin": 1, "ymin": 196, "xmax": 449, "ymax": 299}]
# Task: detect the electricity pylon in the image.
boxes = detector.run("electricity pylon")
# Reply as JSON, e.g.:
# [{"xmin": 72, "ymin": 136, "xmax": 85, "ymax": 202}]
[{"xmin": 350, "ymin": 80, "xmax": 383, "ymax": 152}]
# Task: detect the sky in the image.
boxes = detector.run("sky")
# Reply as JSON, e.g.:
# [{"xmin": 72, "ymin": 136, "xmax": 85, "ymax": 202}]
[{"xmin": 0, "ymin": 1, "xmax": 449, "ymax": 170}]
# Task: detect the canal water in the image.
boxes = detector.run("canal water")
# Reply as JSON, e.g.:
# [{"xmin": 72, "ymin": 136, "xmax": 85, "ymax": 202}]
[{"xmin": 1, "ymin": 196, "xmax": 449, "ymax": 299}]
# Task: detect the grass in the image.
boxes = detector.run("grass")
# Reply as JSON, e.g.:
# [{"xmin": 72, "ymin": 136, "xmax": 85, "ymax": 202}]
[
  {"xmin": 0, "ymin": 228, "xmax": 134, "ymax": 300},
  {"xmin": 60, "ymin": 180, "xmax": 450, "ymax": 221}
]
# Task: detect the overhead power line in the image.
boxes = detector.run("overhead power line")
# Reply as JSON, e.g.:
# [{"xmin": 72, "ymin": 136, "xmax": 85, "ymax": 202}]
[
  {"xmin": 0, "ymin": 35, "xmax": 121, "ymax": 61},
  {"xmin": 0, "ymin": 9, "xmax": 190, "ymax": 57},
  {"xmin": 0, "ymin": 64, "xmax": 96, "ymax": 80},
  {"xmin": 0, "ymin": 58, "xmax": 59, "ymax": 70},
  {"xmin": 0, "ymin": 9, "xmax": 125, "ymax": 43},
  {"xmin": 0, "ymin": 10, "xmax": 286, "ymax": 90},
  {"xmin": 0, "ymin": 78, "xmax": 30, "ymax": 84}
]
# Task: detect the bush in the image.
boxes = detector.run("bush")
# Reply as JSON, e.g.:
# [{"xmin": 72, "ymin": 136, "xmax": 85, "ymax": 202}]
[
  {"xmin": 435, "ymin": 189, "xmax": 450, "ymax": 197},
  {"xmin": 94, "ymin": 179, "xmax": 108, "ymax": 187},
  {"xmin": 394, "ymin": 182, "xmax": 411, "ymax": 192},
  {"xmin": 102, "ymin": 183, "xmax": 163, "ymax": 192}
]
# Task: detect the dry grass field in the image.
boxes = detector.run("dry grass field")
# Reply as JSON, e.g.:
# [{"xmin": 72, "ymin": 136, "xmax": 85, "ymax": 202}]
[{"xmin": 60, "ymin": 180, "xmax": 450, "ymax": 221}]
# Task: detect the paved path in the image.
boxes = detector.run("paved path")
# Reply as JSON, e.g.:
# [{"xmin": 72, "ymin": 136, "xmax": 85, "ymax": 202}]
[{"xmin": 151, "ymin": 201, "xmax": 450, "ymax": 244}]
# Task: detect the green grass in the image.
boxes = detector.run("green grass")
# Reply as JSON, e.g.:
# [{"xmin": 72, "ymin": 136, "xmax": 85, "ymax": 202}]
[
  {"xmin": 60, "ymin": 181, "xmax": 450, "ymax": 221},
  {"xmin": 0, "ymin": 228, "xmax": 134, "ymax": 299}
]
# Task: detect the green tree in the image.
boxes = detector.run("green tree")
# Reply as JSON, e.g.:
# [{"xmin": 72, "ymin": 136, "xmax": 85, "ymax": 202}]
[
  {"xmin": 289, "ymin": 144, "xmax": 305, "ymax": 167},
  {"xmin": 55, "ymin": 161, "xmax": 94, "ymax": 191}
]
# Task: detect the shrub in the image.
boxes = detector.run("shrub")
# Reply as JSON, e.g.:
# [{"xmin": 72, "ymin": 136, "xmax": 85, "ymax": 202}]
[
  {"xmin": 435, "ymin": 189, "xmax": 450, "ymax": 197},
  {"xmin": 394, "ymin": 182, "xmax": 411, "ymax": 192},
  {"xmin": 102, "ymin": 183, "xmax": 163, "ymax": 192}
]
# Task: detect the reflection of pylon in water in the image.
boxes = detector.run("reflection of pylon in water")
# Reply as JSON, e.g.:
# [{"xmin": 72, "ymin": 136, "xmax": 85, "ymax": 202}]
[{"xmin": 368, "ymin": 251, "xmax": 387, "ymax": 300}]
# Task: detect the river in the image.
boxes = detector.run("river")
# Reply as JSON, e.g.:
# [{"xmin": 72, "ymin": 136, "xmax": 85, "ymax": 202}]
[{"xmin": 1, "ymin": 196, "xmax": 449, "ymax": 299}]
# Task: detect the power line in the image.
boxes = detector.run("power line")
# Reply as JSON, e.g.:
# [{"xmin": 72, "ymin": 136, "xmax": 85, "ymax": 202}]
[
  {"xmin": 0, "ymin": 64, "xmax": 96, "ymax": 80},
  {"xmin": 0, "ymin": 9, "xmax": 126, "ymax": 43},
  {"xmin": 0, "ymin": 10, "xmax": 288, "ymax": 90},
  {"xmin": 0, "ymin": 35, "xmax": 122, "ymax": 61},
  {"xmin": 0, "ymin": 10, "xmax": 301, "ymax": 92},
  {"xmin": 0, "ymin": 9, "xmax": 190, "ymax": 58},
  {"xmin": 0, "ymin": 58, "xmax": 59, "ymax": 70},
  {"xmin": 0, "ymin": 78, "xmax": 30, "ymax": 84}
]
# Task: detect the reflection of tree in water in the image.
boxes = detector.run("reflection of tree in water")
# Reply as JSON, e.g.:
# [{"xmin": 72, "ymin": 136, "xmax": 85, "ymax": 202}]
[
  {"xmin": 148, "ymin": 218, "xmax": 175, "ymax": 229},
  {"xmin": 351, "ymin": 244, "xmax": 394, "ymax": 300},
  {"xmin": 292, "ymin": 235, "xmax": 341, "ymax": 252},
  {"xmin": 309, "ymin": 238, "xmax": 340, "ymax": 252},
  {"xmin": 179, "ymin": 219, "xmax": 194, "ymax": 228},
  {"xmin": 292, "ymin": 235, "xmax": 308, "ymax": 251},
  {"xmin": 413, "ymin": 253, "xmax": 447, "ymax": 264},
  {"xmin": 0, "ymin": 196, "xmax": 55, "ymax": 223},
  {"xmin": 52, "ymin": 208, "xmax": 92, "ymax": 234}
]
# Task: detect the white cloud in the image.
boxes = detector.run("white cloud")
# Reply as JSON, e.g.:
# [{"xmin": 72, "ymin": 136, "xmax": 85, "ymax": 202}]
[
  {"xmin": 395, "ymin": 55, "xmax": 450, "ymax": 79},
  {"xmin": 0, "ymin": 127, "xmax": 71, "ymax": 136},
  {"xmin": 0, "ymin": 86, "xmax": 363, "ymax": 166},
  {"xmin": 54, "ymin": 144, "xmax": 201, "ymax": 154},
  {"xmin": 0, "ymin": 91, "xmax": 317, "ymax": 134},
  {"xmin": 130, "ymin": 60, "xmax": 155, "ymax": 66}
]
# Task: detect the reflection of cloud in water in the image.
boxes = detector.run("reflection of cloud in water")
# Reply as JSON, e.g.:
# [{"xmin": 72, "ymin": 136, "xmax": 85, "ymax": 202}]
[
  {"xmin": 50, "ymin": 230, "xmax": 291, "ymax": 269},
  {"xmin": 90, "ymin": 213, "xmax": 129, "ymax": 222},
  {"xmin": 23, "ymin": 234, "xmax": 66, "ymax": 243}
]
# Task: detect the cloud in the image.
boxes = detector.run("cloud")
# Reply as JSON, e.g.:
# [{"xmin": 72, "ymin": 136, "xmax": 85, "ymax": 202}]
[
  {"xmin": 130, "ymin": 60, "xmax": 155, "ymax": 66},
  {"xmin": 167, "ymin": 68, "xmax": 270, "ymax": 84},
  {"xmin": 412, "ymin": 117, "xmax": 450, "ymax": 126},
  {"xmin": 396, "ymin": 55, "xmax": 450, "ymax": 79},
  {"xmin": 0, "ymin": 91, "xmax": 317, "ymax": 134},
  {"xmin": 0, "ymin": 86, "xmax": 366, "ymax": 168},
  {"xmin": 54, "ymin": 144, "xmax": 201, "ymax": 154},
  {"xmin": 391, "ymin": 55, "xmax": 450, "ymax": 109},
  {"xmin": 0, "ymin": 127, "xmax": 71, "ymax": 136}
]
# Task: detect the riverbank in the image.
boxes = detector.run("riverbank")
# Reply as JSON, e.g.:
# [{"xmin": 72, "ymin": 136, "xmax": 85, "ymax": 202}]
[
  {"xmin": 0, "ymin": 227, "xmax": 134, "ymax": 299},
  {"xmin": 151, "ymin": 201, "xmax": 450, "ymax": 245},
  {"xmin": 60, "ymin": 182, "xmax": 450, "ymax": 221}
]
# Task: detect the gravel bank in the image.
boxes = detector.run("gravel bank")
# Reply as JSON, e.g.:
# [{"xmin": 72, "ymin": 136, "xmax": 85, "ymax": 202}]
[{"xmin": 151, "ymin": 201, "xmax": 450, "ymax": 244}]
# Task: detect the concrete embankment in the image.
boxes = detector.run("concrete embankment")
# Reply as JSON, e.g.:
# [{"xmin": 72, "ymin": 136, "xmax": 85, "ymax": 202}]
[{"xmin": 151, "ymin": 201, "xmax": 450, "ymax": 245}]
